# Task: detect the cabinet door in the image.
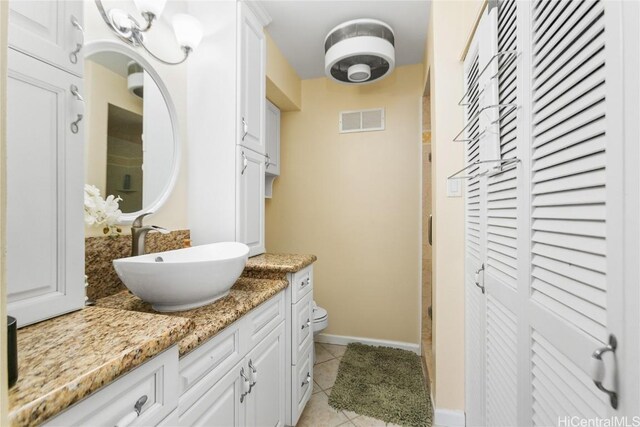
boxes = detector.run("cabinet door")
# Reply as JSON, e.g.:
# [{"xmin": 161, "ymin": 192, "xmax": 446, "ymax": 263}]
[
  {"xmin": 6, "ymin": 48, "xmax": 84, "ymax": 327},
  {"xmin": 8, "ymin": 0, "xmax": 83, "ymax": 76},
  {"xmin": 237, "ymin": 2, "xmax": 265, "ymax": 155},
  {"xmin": 178, "ymin": 361, "xmax": 245, "ymax": 427},
  {"xmin": 265, "ymin": 99, "xmax": 280, "ymax": 176},
  {"xmin": 245, "ymin": 322, "xmax": 286, "ymax": 427},
  {"xmin": 237, "ymin": 147, "xmax": 265, "ymax": 256}
]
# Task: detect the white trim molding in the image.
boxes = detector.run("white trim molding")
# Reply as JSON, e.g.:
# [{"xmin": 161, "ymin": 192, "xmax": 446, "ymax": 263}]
[
  {"xmin": 434, "ymin": 409, "xmax": 466, "ymax": 427},
  {"xmin": 315, "ymin": 333, "xmax": 421, "ymax": 355}
]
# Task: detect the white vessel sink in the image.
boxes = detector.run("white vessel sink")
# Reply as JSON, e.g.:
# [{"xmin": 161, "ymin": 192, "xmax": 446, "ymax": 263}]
[{"xmin": 113, "ymin": 242, "xmax": 250, "ymax": 312}]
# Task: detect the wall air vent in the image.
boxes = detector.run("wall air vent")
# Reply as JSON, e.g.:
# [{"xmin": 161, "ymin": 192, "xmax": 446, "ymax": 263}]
[
  {"xmin": 339, "ymin": 108, "xmax": 385, "ymax": 133},
  {"xmin": 325, "ymin": 19, "xmax": 395, "ymax": 85}
]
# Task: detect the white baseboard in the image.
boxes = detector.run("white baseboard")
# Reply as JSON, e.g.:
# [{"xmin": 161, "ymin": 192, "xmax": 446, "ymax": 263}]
[
  {"xmin": 434, "ymin": 409, "xmax": 466, "ymax": 427},
  {"xmin": 315, "ymin": 333, "xmax": 421, "ymax": 355}
]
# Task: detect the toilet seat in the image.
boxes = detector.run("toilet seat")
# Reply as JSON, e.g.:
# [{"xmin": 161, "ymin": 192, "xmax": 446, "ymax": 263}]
[
  {"xmin": 313, "ymin": 306, "xmax": 328, "ymax": 322},
  {"xmin": 312, "ymin": 305, "xmax": 328, "ymax": 333}
]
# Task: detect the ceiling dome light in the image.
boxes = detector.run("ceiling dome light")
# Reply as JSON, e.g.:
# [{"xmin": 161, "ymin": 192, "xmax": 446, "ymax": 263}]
[{"xmin": 324, "ymin": 19, "xmax": 395, "ymax": 85}]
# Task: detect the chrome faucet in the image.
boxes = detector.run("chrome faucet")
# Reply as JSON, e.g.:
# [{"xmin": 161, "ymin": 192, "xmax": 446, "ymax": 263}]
[{"xmin": 131, "ymin": 212, "xmax": 169, "ymax": 256}]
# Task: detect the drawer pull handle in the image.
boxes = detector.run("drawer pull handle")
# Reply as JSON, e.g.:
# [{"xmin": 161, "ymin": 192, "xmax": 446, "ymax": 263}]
[
  {"xmin": 114, "ymin": 395, "xmax": 147, "ymax": 427},
  {"xmin": 301, "ymin": 372, "xmax": 311, "ymax": 388},
  {"xmin": 300, "ymin": 277, "xmax": 310, "ymax": 288},
  {"xmin": 301, "ymin": 319, "xmax": 310, "ymax": 330},
  {"xmin": 240, "ymin": 367, "xmax": 250, "ymax": 403},
  {"xmin": 248, "ymin": 359, "xmax": 258, "ymax": 393}
]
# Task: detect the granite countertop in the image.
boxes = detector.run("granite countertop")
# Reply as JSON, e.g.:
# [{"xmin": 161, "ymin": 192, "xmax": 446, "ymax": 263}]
[
  {"xmin": 245, "ymin": 253, "xmax": 317, "ymax": 273},
  {"xmin": 97, "ymin": 277, "xmax": 289, "ymax": 356},
  {"xmin": 8, "ymin": 253, "xmax": 314, "ymax": 426},
  {"xmin": 8, "ymin": 307, "xmax": 193, "ymax": 427}
]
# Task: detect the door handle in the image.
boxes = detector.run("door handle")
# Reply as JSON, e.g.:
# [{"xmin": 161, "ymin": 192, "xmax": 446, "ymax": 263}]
[
  {"xmin": 474, "ymin": 264, "xmax": 485, "ymax": 294},
  {"xmin": 242, "ymin": 117, "xmax": 249, "ymax": 141},
  {"xmin": 69, "ymin": 15, "xmax": 84, "ymax": 64},
  {"xmin": 428, "ymin": 214, "xmax": 433, "ymax": 246},
  {"xmin": 70, "ymin": 85, "xmax": 84, "ymax": 134},
  {"xmin": 240, "ymin": 367, "xmax": 250, "ymax": 403},
  {"xmin": 590, "ymin": 334, "xmax": 618, "ymax": 409},
  {"xmin": 241, "ymin": 151, "xmax": 248, "ymax": 175},
  {"xmin": 248, "ymin": 359, "xmax": 257, "ymax": 393}
]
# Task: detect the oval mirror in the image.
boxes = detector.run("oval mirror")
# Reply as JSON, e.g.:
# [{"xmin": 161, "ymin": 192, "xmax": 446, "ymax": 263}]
[{"xmin": 84, "ymin": 41, "xmax": 180, "ymax": 224}]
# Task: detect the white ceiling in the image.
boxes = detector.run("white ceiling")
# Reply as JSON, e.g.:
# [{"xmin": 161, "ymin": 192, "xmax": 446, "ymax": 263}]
[{"xmin": 260, "ymin": 1, "xmax": 430, "ymax": 79}]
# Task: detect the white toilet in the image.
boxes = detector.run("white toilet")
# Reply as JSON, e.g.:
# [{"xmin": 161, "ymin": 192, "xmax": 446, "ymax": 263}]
[{"xmin": 312, "ymin": 301, "xmax": 328, "ymax": 363}]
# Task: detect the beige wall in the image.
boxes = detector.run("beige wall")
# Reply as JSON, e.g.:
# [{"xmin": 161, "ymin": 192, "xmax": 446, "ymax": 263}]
[
  {"xmin": 425, "ymin": 0, "xmax": 484, "ymax": 413},
  {"xmin": 265, "ymin": 64, "xmax": 423, "ymax": 345},
  {"xmin": 265, "ymin": 31, "xmax": 302, "ymax": 112},
  {"xmin": 84, "ymin": 1, "xmax": 189, "ymax": 236}
]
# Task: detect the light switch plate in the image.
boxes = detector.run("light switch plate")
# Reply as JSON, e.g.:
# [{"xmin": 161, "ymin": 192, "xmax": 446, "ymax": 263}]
[{"xmin": 447, "ymin": 178, "xmax": 463, "ymax": 197}]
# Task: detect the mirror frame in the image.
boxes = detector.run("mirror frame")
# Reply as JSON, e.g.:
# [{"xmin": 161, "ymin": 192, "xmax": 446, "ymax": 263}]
[{"xmin": 84, "ymin": 40, "xmax": 181, "ymax": 225}]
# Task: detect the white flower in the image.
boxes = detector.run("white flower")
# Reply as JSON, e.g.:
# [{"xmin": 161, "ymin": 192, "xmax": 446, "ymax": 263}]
[{"xmin": 84, "ymin": 184, "xmax": 123, "ymax": 235}]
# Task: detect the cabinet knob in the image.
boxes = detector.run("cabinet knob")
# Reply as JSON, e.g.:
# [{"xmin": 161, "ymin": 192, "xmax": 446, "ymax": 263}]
[{"xmin": 69, "ymin": 15, "xmax": 84, "ymax": 64}]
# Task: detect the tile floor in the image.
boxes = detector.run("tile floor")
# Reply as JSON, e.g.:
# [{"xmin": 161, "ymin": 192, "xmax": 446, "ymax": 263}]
[{"xmin": 297, "ymin": 343, "xmax": 402, "ymax": 427}]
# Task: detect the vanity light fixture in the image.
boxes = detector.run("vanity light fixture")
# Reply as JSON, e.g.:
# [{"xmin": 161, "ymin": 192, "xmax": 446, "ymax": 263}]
[{"xmin": 94, "ymin": 0, "xmax": 203, "ymax": 65}]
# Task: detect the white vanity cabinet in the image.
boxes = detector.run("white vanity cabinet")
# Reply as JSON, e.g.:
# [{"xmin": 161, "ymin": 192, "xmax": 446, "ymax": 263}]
[
  {"xmin": 237, "ymin": 148, "xmax": 266, "ymax": 256},
  {"xmin": 6, "ymin": 0, "xmax": 85, "ymax": 327},
  {"xmin": 177, "ymin": 291, "xmax": 286, "ymax": 427},
  {"xmin": 8, "ymin": 0, "xmax": 84, "ymax": 77},
  {"xmin": 187, "ymin": 1, "xmax": 269, "ymax": 257},
  {"xmin": 265, "ymin": 99, "xmax": 281, "ymax": 198},
  {"xmin": 44, "ymin": 347, "xmax": 180, "ymax": 427},
  {"xmin": 285, "ymin": 265, "xmax": 315, "ymax": 426},
  {"xmin": 43, "ymin": 265, "xmax": 316, "ymax": 427}
]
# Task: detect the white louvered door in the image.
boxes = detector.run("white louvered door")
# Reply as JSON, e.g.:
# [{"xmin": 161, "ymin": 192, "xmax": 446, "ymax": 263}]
[
  {"xmin": 463, "ymin": 10, "xmax": 488, "ymax": 427},
  {"xmin": 483, "ymin": 1, "xmax": 520, "ymax": 426},
  {"xmin": 527, "ymin": 0, "xmax": 625, "ymax": 423},
  {"xmin": 461, "ymin": 0, "xmax": 638, "ymax": 424}
]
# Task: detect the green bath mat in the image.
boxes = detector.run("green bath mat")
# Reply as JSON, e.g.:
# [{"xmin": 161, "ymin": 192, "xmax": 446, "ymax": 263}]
[{"xmin": 328, "ymin": 343, "xmax": 433, "ymax": 427}]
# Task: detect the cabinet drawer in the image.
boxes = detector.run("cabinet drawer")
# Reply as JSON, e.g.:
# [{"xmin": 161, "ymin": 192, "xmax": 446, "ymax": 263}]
[
  {"xmin": 179, "ymin": 321, "xmax": 241, "ymax": 398},
  {"xmin": 292, "ymin": 341, "xmax": 313, "ymax": 426},
  {"xmin": 292, "ymin": 291, "xmax": 313, "ymax": 365},
  {"xmin": 291, "ymin": 265, "xmax": 313, "ymax": 303},
  {"xmin": 241, "ymin": 290, "xmax": 285, "ymax": 353},
  {"xmin": 44, "ymin": 346, "xmax": 179, "ymax": 427}
]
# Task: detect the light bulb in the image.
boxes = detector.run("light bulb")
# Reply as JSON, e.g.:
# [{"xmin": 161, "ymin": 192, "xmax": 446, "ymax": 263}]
[
  {"xmin": 173, "ymin": 14, "xmax": 203, "ymax": 51},
  {"xmin": 134, "ymin": 0, "xmax": 167, "ymax": 18}
]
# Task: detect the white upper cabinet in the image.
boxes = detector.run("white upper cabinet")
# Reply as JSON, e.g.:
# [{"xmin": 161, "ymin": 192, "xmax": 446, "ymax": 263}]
[
  {"xmin": 237, "ymin": 147, "xmax": 266, "ymax": 256},
  {"xmin": 8, "ymin": 0, "xmax": 84, "ymax": 76},
  {"xmin": 6, "ymin": 1, "xmax": 85, "ymax": 328},
  {"xmin": 238, "ymin": 3, "xmax": 266, "ymax": 155},
  {"xmin": 187, "ymin": 1, "xmax": 269, "ymax": 256}
]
